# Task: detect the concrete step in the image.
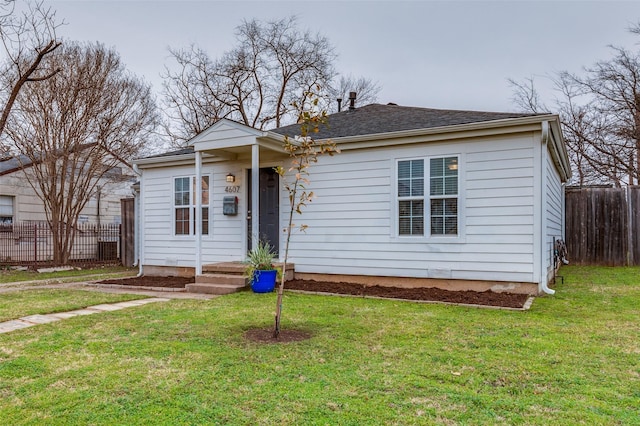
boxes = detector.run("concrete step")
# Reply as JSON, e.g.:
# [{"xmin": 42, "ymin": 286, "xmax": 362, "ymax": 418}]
[
  {"xmin": 185, "ymin": 282, "xmax": 247, "ymax": 295},
  {"xmin": 202, "ymin": 262, "xmax": 295, "ymax": 281},
  {"xmin": 202, "ymin": 262, "xmax": 245, "ymax": 275},
  {"xmin": 195, "ymin": 273, "xmax": 247, "ymax": 286}
]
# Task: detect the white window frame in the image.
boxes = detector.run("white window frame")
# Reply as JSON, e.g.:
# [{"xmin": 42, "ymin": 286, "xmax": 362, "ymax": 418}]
[
  {"xmin": 428, "ymin": 156, "xmax": 459, "ymax": 236},
  {"xmin": 396, "ymin": 155, "xmax": 461, "ymax": 239},
  {"xmin": 173, "ymin": 175, "xmax": 210, "ymax": 237},
  {"xmin": 397, "ymin": 158, "xmax": 425, "ymax": 236},
  {"xmin": 0, "ymin": 195, "xmax": 14, "ymax": 225}
]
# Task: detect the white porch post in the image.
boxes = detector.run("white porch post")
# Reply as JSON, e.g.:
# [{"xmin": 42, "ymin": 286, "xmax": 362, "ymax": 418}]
[
  {"xmin": 251, "ymin": 143, "xmax": 259, "ymax": 249},
  {"xmin": 195, "ymin": 150, "xmax": 202, "ymax": 276}
]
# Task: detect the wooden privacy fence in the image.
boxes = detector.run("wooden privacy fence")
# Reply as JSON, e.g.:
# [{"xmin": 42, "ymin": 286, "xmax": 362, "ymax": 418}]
[
  {"xmin": 0, "ymin": 222, "xmax": 122, "ymax": 268},
  {"xmin": 565, "ymin": 186, "xmax": 640, "ymax": 266}
]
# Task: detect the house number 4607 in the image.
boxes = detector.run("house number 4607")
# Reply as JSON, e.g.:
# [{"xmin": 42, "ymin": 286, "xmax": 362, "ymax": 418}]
[{"xmin": 225, "ymin": 186, "xmax": 240, "ymax": 193}]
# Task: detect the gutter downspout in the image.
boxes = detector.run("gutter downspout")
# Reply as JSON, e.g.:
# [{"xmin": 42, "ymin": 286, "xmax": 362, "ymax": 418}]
[
  {"xmin": 540, "ymin": 121, "xmax": 555, "ymax": 295},
  {"xmin": 132, "ymin": 163, "xmax": 143, "ymax": 277}
]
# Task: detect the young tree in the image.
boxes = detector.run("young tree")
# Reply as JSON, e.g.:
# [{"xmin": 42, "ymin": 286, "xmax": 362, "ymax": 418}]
[
  {"xmin": 0, "ymin": 0, "xmax": 61, "ymax": 142},
  {"xmin": 4, "ymin": 42, "xmax": 159, "ymax": 264},
  {"xmin": 162, "ymin": 16, "xmax": 379, "ymax": 146},
  {"xmin": 510, "ymin": 25, "xmax": 640, "ymax": 186},
  {"xmin": 273, "ymin": 89, "xmax": 339, "ymax": 338}
]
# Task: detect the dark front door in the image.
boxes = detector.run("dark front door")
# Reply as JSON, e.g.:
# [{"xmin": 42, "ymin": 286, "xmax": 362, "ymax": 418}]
[{"xmin": 247, "ymin": 167, "xmax": 279, "ymax": 253}]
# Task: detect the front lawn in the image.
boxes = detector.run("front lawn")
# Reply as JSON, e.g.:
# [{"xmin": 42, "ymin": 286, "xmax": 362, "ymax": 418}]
[
  {"xmin": 0, "ymin": 265, "xmax": 638, "ymax": 424},
  {"xmin": 0, "ymin": 266, "xmax": 135, "ymax": 284},
  {"xmin": 0, "ymin": 289, "xmax": 145, "ymax": 323}
]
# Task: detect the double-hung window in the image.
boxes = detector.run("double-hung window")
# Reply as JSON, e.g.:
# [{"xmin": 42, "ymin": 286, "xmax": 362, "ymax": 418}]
[
  {"xmin": 397, "ymin": 156, "xmax": 458, "ymax": 236},
  {"xmin": 398, "ymin": 160, "xmax": 425, "ymax": 235},
  {"xmin": 0, "ymin": 195, "xmax": 14, "ymax": 225},
  {"xmin": 174, "ymin": 176, "xmax": 210, "ymax": 236}
]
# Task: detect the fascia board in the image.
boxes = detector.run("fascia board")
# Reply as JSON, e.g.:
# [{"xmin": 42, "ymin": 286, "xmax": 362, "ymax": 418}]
[
  {"xmin": 329, "ymin": 115, "xmax": 559, "ymax": 146},
  {"xmin": 264, "ymin": 115, "xmax": 559, "ymax": 149},
  {"xmin": 549, "ymin": 120, "xmax": 572, "ymax": 181},
  {"xmin": 186, "ymin": 119, "xmax": 266, "ymax": 147},
  {"xmin": 134, "ymin": 153, "xmax": 225, "ymax": 169},
  {"xmin": 328, "ymin": 122, "xmax": 547, "ymax": 152}
]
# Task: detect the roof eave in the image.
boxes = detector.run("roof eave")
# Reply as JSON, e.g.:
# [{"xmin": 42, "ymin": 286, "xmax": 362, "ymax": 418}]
[
  {"xmin": 308, "ymin": 114, "xmax": 559, "ymax": 146},
  {"xmin": 134, "ymin": 153, "xmax": 196, "ymax": 168},
  {"xmin": 548, "ymin": 120, "xmax": 572, "ymax": 182}
]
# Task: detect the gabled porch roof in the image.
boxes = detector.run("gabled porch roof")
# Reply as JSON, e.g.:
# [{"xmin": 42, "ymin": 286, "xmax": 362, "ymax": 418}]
[{"xmin": 187, "ymin": 119, "xmax": 286, "ymax": 161}]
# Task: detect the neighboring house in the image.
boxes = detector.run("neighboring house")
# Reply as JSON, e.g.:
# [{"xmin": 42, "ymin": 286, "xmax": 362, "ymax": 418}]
[
  {"xmin": 0, "ymin": 154, "xmax": 135, "ymax": 225},
  {"xmin": 134, "ymin": 102, "xmax": 571, "ymax": 295}
]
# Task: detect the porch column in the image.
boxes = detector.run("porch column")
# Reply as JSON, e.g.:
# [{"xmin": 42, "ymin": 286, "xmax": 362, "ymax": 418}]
[
  {"xmin": 195, "ymin": 150, "xmax": 202, "ymax": 276},
  {"xmin": 251, "ymin": 143, "xmax": 259, "ymax": 249}
]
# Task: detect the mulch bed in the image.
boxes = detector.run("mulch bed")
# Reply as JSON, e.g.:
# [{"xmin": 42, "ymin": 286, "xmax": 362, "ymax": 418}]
[
  {"xmin": 96, "ymin": 276, "xmax": 531, "ymax": 309},
  {"xmin": 285, "ymin": 279, "xmax": 530, "ymax": 309}
]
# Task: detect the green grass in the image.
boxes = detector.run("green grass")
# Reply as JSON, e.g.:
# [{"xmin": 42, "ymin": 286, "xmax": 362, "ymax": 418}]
[
  {"xmin": 0, "ymin": 266, "xmax": 135, "ymax": 284},
  {"xmin": 0, "ymin": 265, "xmax": 638, "ymax": 425},
  {"xmin": 0, "ymin": 289, "xmax": 145, "ymax": 322}
]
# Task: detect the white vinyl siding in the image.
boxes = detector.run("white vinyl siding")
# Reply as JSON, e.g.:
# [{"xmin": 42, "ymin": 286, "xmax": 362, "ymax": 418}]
[
  {"xmin": 545, "ymin": 148, "xmax": 563, "ymax": 274},
  {"xmin": 285, "ymin": 134, "xmax": 537, "ymax": 283},
  {"xmin": 141, "ymin": 164, "xmax": 245, "ymax": 267}
]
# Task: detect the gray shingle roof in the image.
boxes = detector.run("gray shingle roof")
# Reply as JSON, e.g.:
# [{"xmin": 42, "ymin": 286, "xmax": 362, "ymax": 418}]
[
  {"xmin": 271, "ymin": 103, "xmax": 541, "ymax": 139},
  {"xmin": 0, "ymin": 154, "xmax": 34, "ymax": 176},
  {"xmin": 142, "ymin": 147, "xmax": 194, "ymax": 159}
]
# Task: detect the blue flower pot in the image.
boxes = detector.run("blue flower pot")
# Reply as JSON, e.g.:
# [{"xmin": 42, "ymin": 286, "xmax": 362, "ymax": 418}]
[{"xmin": 251, "ymin": 269, "xmax": 277, "ymax": 293}]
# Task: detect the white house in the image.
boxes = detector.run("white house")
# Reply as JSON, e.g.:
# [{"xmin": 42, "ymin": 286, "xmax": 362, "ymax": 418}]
[{"xmin": 134, "ymin": 103, "xmax": 571, "ymax": 295}]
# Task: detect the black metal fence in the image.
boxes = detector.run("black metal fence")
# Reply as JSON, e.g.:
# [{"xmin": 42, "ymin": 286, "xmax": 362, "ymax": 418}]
[{"xmin": 0, "ymin": 222, "xmax": 122, "ymax": 268}]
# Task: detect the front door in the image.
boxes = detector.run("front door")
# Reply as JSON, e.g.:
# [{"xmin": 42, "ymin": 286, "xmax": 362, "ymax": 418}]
[{"xmin": 247, "ymin": 167, "xmax": 279, "ymax": 253}]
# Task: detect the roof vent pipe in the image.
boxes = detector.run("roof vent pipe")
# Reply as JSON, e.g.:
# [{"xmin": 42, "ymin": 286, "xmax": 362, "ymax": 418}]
[
  {"xmin": 337, "ymin": 98, "xmax": 342, "ymax": 112},
  {"xmin": 348, "ymin": 91, "xmax": 356, "ymax": 110}
]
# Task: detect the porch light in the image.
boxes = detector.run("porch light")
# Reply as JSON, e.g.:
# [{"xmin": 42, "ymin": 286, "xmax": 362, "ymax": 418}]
[{"xmin": 226, "ymin": 173, "xmax": 236, "ymax": 183}]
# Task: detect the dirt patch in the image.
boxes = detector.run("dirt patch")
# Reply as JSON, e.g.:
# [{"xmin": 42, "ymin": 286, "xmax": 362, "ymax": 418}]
[
  {"xmin": 285, "ymin": 279, "xmax": 530, "ymax": 309},
  {"xmin": 244, "ymin": 327, "xmax": 312, "ymax": 343},
  {"xmin": 96, "ymin": 275, "xmax": 193, "ymax": 288},
  {"xmin": 96, "ymin": 276, "xmax": 531, "ymax": 309}
]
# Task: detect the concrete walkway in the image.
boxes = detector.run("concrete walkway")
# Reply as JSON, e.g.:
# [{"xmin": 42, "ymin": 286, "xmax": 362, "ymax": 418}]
[{"xmin": 0, "ymin": 297, "xmax": 170, "ymax": 334}]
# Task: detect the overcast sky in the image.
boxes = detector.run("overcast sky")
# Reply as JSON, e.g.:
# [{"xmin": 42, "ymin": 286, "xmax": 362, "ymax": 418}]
[{"xmin": 46, "ymin": 0, "xmax": 640, "ymax": 113}]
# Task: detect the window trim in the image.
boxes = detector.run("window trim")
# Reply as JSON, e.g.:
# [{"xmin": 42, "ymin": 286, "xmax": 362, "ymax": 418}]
[
  {"xmin": 428, "ymin": 156, "xmax": 459, "ymax": 236},
  {"xmin": 173, "ymin": 175, "xmax": 211, "ymax": 237},
  {"xmin": 395, "ymin": 155, "xmax": 461, "ymax": 240},
  {"xmin": 0, "ymin": 195, "xmax": 15, "ymax": 225}
]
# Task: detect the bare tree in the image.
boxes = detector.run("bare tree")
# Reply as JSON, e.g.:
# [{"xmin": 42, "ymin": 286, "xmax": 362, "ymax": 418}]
[
  {"xmin": 162, "ymin": 16, "xmax": 380, "ymax": 146},
  {"xmin": 325, "ymin": 74, "xmax": 380, "ymax": 112},
  {"xmin": 0, "ymin": 0, "xmax": 61, "ymax": 142},
  {"xmin": 509, "ymin": 76, "xmax": 544, "ymax": 114},
  {"xmin": 4, "ymin": 42, "xmax": 159, "ymax": 264},
  {"xmin": 510, "ymin": 27, "xmax": 640, "ymax": 186}
]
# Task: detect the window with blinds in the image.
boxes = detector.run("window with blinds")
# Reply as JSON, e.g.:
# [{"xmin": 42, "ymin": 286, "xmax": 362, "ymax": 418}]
[
  {"xmin": 397, "ymin": 156, "xmax": 458, "ymax": 236},
  {"xmin": 0, "ymin": 195, "xmax": 14, "ymax": 225}
]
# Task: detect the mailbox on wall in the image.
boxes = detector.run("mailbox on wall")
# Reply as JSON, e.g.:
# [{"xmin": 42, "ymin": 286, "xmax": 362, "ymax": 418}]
[{"xmin": 223, "ymin": 196, "xmax": 238, "ymax": 216}]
